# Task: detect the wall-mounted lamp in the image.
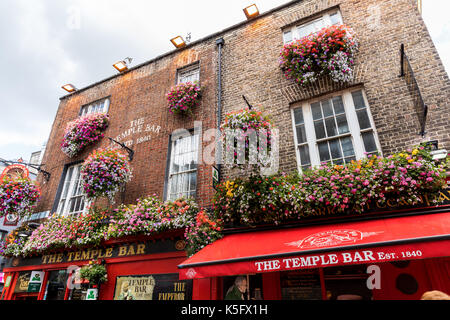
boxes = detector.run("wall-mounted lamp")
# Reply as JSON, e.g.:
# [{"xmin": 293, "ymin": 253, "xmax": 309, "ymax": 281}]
[
  {"xmin": 243, "ymin": 4, "xmax": 259, "ymax": 19},
  {"xmin": 62, "ymin": 84, "xmax": 77, "ymax": 93},
  {"xmin": 170, "ymin": 36, "xmax": 186, "ymax": 49},
  {"xmin": 113, "ymin": 57, "xmax": 133, "ymax": 73}
]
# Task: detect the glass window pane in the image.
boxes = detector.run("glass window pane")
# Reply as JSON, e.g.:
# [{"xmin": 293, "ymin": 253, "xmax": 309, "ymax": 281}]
[
  {"xmin": 336, "ymin": 114, "xmax": 349, "ymax": 134},
  {"xmin": 332, "ymin": 96, "xmax": 345, "ymax": 114},
  {"xmin": 311, "ymin": 102, "xmax": 322, "ymax": 120},
  {"xmin": 334, "ymin": 158, "xmax": 344, "ymax": 165},
  {"xmin": 45, "ymin": 270, "xmax": 68, "ymax": 301},
  {"xmin": 321, "ymin": 100, "xmax": 333, "ymax": 117},
  {"xmin": 299, "ymin": 145, "xmax": 311, "ymax": 166},
  {"xmin": 314, "ymin": 121, "xmax": 326, "ymax": 139},
  {"xmin": 283, "ymin": 31, "xmax": 292, "ymax": 43},
  {"xmin": 344, "ymin": 156, "xmax": 356, "ymax": 164},
  {"xmin": 329, "ymin": 139, "xmax": 342, "ymax": 159},
  {"xmin": 330, "ymin": 12, "xmax": 342, "ymax": 25},
  {"xmin": 356, "ymin": 109, "xmax": 371, "ymax": 130},
  {"xmin": 293, "ymin": 108, "xmax": 304, "ymax": 125},
  {"xmin": 189, "ymin": 173, "xmax": 197, "ymax": 192},
  {"xmin": 362, "ymin": 132, "xmax": 378, "ymax": 153},
  {"xmin": 351, "ymin": 91, "xmax": 366, "ymax": 110},
  {"xmin": 341, "ymin": 137, "xmax": 355, "ymax": 157},
  {"xmin": 325, "ymin": 118, "xmax": 337, "ymax": 137},
  {"xmin": 61, "ymin": 167, "xmax": 74, "ymax": 199},
  {"xmin": 296, "ymin": 125, "xmax": 307, "ymax": 144},
  {"xmin": 318, "ymin": 142, "xmax": 330, "ymax": 162}
]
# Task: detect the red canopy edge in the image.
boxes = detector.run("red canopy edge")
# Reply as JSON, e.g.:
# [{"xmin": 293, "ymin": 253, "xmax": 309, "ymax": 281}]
[{"xmin": 178, "ymin": 212, "xmax": 450, "ymax": 279}]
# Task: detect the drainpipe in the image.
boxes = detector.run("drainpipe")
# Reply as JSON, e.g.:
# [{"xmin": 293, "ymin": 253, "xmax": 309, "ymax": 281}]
[{"xmin": 216, "ymin": 38, "xmax": 224, "ymax": 183}]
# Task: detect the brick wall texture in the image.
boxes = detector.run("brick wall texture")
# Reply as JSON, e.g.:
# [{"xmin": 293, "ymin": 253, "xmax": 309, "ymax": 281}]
[{"xmin": 35, "ymin": 0, "xmax": 450, "ymax": 213}]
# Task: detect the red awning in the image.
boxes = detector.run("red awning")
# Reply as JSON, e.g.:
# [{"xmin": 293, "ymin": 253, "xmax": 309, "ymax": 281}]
[{"xmin": 179, "ymin": 212, "xmax": 450, "ymax": 279}]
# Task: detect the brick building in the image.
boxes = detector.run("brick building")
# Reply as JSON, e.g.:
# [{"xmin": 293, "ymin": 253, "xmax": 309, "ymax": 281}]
[{"xmin": 1, "ymin": 0, "xmax": 449, "ymax": 301}]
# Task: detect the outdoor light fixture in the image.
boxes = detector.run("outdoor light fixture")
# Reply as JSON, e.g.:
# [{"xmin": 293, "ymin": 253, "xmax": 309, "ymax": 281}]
[
  {"xmin": 113, "ymin": 57, "xmax": 133, "ymax": 73},
  {"xmin": 243, "ymin": 4, "xmax": 259, "ymax": 19},
  {"xmin": 170, "ymin": 36, "xmax": 186, "ymax": 49},
  {"xmin": 61, "ymin": 84, "xmax": 77, "ymax": 93}
]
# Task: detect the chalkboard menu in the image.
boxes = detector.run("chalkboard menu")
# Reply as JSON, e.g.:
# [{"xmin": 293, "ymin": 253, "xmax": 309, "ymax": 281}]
[
  {"xmin": 281, "ymin": 270, "xmax": 322, "ymax": 300},
  {"xmin": 114, "ymin": 273, "xmax": 192, "ymax": 300}
]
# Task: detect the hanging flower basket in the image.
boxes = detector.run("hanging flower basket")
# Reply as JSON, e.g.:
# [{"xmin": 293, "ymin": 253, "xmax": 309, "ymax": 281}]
[
  {"xmin": 221, "ymin": 108, "xmax": 274, "ymax": 170},
  {"xmin": 166, "ymin": 82, "xmax": 202, "ymax": 115},
  {"xmin": 0, "ymin": 178, "xmax": 40, "ymax": 219},
  {"xmin": 81, "ymin": 148, "xmax": 132, "ymax": 202},
  {"xmin": 80, "ymin": 260, "xmax": 108, "ymax": 285},
  {"xmin": 279, "ymin": 24, "xmax": 359, "ymax": 86},
  {"xmin": 61, "ymin": 113, "xmax": 110, "ymax": 158}
]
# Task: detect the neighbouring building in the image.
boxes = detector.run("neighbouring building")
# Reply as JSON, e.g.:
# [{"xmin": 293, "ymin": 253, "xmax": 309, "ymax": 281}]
[{"xmin": 1, "ymin": 0, "xmax": 449, "ymax": 301}]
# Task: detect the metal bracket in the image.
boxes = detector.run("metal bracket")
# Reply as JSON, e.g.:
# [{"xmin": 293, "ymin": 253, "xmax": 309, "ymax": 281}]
[
  {"xmin": 108, "ymin": 137, "xmax": 135, "ymax": 161},
  {"xmin": 242, "ymin": 95, "xmax": 253, "ymax": 110},
  {"xmin": 0, "ymin": 158, "xmax": 51, "ymax": 182}
]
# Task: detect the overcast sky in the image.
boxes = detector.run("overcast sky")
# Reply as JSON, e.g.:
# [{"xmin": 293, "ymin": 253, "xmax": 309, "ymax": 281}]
[{"xmin": 0, "ymin": 0, "xmax": 449, "ymax": 162}]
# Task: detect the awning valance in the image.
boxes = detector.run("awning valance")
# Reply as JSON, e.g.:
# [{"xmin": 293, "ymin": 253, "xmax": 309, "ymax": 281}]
[{"xmin": 178, "ymin": 212, "xmax": 450, "ymax": 279}]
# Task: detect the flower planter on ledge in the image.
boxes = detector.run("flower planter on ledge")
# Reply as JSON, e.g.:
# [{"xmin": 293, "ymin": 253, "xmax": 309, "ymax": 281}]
[{"xmin": 279, "ymin": 24, "xmax": 359, "ymax": 86}]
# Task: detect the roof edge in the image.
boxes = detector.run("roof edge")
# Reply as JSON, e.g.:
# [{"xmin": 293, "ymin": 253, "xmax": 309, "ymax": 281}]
[{"xmin": 59, "ymin": 0, "xmax": 302, "ymax": 101}]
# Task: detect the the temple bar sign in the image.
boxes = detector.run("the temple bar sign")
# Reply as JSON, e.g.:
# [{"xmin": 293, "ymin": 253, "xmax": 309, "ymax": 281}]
[{"xmin": 7, "ymin": 239, "xmax": 185, "ymax": 268}]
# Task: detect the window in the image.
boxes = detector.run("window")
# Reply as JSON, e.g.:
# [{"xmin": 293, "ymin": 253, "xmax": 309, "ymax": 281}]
[
  {"xmin": 283, "ymin": 10, "xmax": 343, "ymax": 44},
  {"xmin": 177, "ymin": 64, "xmax": 200, "ymax": 84},
  {"xmin": 166, "ymin": 133, "xmax": 199, "ymax": 201},
  {"xmin": 56, "ymin": 163, "xmax": 87, "ymax": 217},
  {"xmin": 0, "ymin": 230, "xmax": 7, "ymax": 242},
  {"xmin": 291, "ymin": 89, "xmax": 380, "ymax": 172},
  {"xmin": 79, "ymin": 98, "xmax": 110, "ymax": 117},
  {"xmin": 44, "ymin": 270, "xmax": 69, "ymax": 300}
]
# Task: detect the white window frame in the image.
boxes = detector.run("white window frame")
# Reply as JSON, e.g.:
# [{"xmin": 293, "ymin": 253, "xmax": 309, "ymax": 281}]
[
  {"xmin": 283, "ymin": 9, "xmax": 343, "ymax": 44},
  {"xmin": 56, "ymin": 163, "xmax": 89, "ymax": 217},
  {"xmin": 166, "ymin": 132, "xmax": 200, "ymax": 201},
  {"xmin": 79, "ymin": 98, "xmax": 110, "ymax": 117},
  {"xmin": 177, "ymin": 64, "xmax": 200, "ymax": 84},
  {"xmin": 291, "ymin": 89, "xmax": 382, "ymax": 173}
]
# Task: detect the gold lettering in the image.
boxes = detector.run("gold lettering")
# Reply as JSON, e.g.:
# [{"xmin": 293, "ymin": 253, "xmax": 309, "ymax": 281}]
[
  {"xmin": 80, "ymin": 251, "xmax": 90, "ymax": 261},
  {"xmin": 127, "ymin": 245, "xmax": 135, "ymax": 256},
  {"xmin": 387, "ymin": 199, "xmax": 396, "ymax": 207},
  {"xmin": 98, "ymin": 249, "xmax": 106, "ymax": 259},
  {"xmin": 118, "ymin": 246, "xmax": 128, "ymax": 256},
  {"xmin": 74, "ymin": 251, "xmax": 81, "ymax": 261},
  {"xmin": 42, "ymin": 255, "xmax": 49, "ymax": 264},
  {"xmin": 56, "ymin": 254, "xmax": 63, "ymax": 263},
  {"xmin": 89, "ymin": 249, "xmax": 99, "ymax": 260},
  {"xmin": 423, "ymin": 194, "xmax": 432, "ymax": 206},
  {"xmin": 376, "ymin": 201, "xmax": 387, "ymax": 209},
  {"xmin": 439, "ymin": 191, "xmax": 450, "ymax": 202},
  {"xmin": 67, "ymin": 252, "xmax": 75, "ymax": 262},
  {"xmin": 48, "ymin": 254, "xmax": 57, "ymax": 264},
  {"xmin": 136, "ymin": 244, "xmax": 145, "ymax": 255},
  {"xmin": 105, "ymin": 248, "xmax": 113, "ymax": 258}
]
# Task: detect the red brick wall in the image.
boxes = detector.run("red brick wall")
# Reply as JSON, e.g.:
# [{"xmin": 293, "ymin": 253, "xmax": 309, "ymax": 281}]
[{"xmin": 36, "ymin": 40, "xmax": 218, "ymax": 213}]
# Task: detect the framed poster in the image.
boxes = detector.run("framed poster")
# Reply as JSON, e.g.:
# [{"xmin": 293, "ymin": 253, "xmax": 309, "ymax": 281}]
[{"xmin": 113, "ymin": 274, "xmax": 192, "ymax": 300}]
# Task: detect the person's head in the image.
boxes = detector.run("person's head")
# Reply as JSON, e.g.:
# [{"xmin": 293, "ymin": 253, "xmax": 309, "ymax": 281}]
[
  {"xmin": 234, "ymin": 276, "xmax": 247, "ymax": 293},
  {"xmin": 421, "ymin": 290, "xmax": 450, "ymax": 300}
]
